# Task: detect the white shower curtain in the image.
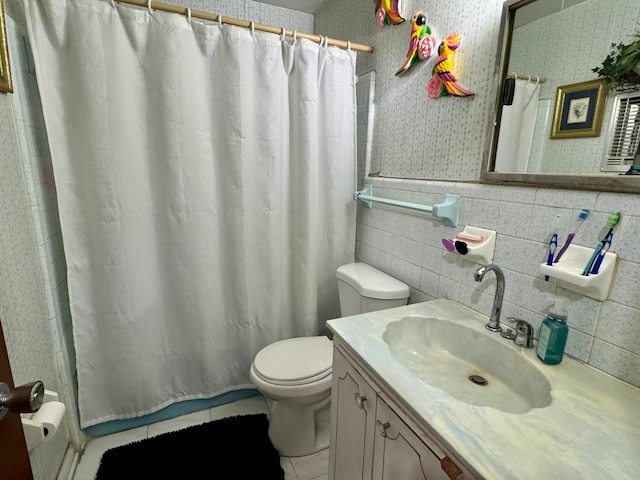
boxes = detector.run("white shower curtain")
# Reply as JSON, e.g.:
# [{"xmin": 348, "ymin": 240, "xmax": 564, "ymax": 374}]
[
  {"xmin": 494, "ymin": 79, "xmax": 540, "ymax": 172},
  {"xmin": 26, "ymin": 0, "xmax": 356, "ymax": 428}
]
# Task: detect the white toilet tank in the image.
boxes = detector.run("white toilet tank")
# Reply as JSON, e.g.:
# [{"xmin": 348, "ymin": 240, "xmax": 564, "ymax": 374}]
[{"xmin": 336, "ymin": 262, "xmax": 410, "ymax": 316}]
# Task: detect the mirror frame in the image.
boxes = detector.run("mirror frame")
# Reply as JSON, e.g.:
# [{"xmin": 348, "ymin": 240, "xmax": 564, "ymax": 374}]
[
  {"xmin": 0, "ymin": 0, "xmax": 13, "ymax": 94},
  {"xmin": 481, "ymin": 0, "xmax": 640, "ymax": 194}
]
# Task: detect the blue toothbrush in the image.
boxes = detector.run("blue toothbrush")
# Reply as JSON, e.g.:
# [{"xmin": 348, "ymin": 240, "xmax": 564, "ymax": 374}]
[
  {"xmin": 583, "ymin": 212, "xmax": 621, "ymax": 276},
  {"xmin": 544, "ymin": 234, "xmax": 558, "ymax": 281},
  {"xmin": 590, "ymin": 232, "xmax": 613, "ymax": 275}
]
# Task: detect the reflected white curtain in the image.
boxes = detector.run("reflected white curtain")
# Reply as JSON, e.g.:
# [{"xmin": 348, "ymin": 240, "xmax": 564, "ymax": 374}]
[
  {"xmin": 26, "ymin": 0, "xmax": 356, "ymax": 428},
  {"xmin": 494, "ymin": 79, "xmax": 540, "ymax": 172}
]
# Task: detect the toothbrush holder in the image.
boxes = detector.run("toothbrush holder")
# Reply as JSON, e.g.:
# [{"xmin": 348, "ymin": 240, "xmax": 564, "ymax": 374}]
[{"xmin": 539, "ymin": 244, "xmax": 618, "ymax": 301}]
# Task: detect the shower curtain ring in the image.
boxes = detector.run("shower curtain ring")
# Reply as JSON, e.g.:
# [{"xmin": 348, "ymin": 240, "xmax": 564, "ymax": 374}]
[
  {"xmin": 147, "ymin": 0, "xmax": 154, "ymax": 15},
  {"xmin": 217, "ymin": 14, "xmax": 223, "ymax": 29},
  {"xmin": 347, "ymin": 41, "xmax": 351, "ymax": 51},
  {"xmin": 280, "ymin": 27, "xmax": 286, "ymax": 42},
  {"xmin": 292, "ymin": 30, "xmax": 297, "ymax": 45},
  {"xmin": 186, "ymin": 8, "xmax": 192, "ymax": 24},
  {"xmin": 526, "ymin": 75, "xmax": 531, "ymax": 82},
  {"xmin": 249, "ymin": 21, "xmax": 255, "ymax": 39}
]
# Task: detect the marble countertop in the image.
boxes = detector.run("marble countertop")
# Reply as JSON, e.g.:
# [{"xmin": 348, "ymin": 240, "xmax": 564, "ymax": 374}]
[{"xmin": 326, "ymin": 298, "xmax": 640, "ymax": 480}]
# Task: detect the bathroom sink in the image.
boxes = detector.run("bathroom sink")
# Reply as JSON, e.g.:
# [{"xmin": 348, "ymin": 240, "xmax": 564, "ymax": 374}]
[{"xmin": 383, "ymin": 316, "xmax": 551, "ymax": 414}]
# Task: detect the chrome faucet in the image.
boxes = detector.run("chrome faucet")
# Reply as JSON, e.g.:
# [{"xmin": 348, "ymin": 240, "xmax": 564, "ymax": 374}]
[
  {"xmin": 473, "ymin": 264, "xmax": 505, "ymax": 332},
  {"xmin": 504, "ymin": 317, "xmax": 535, "ymax": 348}
]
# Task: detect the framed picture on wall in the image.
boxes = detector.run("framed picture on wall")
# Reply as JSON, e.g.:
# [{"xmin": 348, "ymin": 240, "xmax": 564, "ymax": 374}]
[
  {"xmin": 0, "ymin": 0, "xmax": 13, "ymax": 94},
  {"xmin": 550, "ymin": 79, "xmax": 606, "ymax": 139}
]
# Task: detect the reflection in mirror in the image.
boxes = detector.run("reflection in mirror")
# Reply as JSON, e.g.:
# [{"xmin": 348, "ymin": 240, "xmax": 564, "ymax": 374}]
[
  {"xmin": 482, "ymin": 0, "xmax": 640, "ymax": 193},
  {"xmin": 603, "ymin": 91, "xmax": 640, "ymax": 172}
]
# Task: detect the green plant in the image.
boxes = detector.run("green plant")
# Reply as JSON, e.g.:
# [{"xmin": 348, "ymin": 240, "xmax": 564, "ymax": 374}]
[{"xmin": 592, "ymin": 30, "xmax": 640, "ymax": 89}]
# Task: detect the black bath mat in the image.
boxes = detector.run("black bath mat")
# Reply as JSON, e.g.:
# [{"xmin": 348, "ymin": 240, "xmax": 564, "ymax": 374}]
[{"xmin": 95, "ymin": 413, "xmax": 284, "ymax": 479}]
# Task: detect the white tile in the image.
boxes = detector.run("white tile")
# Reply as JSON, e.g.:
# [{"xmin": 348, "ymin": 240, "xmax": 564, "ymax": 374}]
[
  {"xmin": 437, "ymin": 276, "xmax": 461, "ymax": 302},
  {"xmin": 595, "ymin": 192, "xmax": 640, "ymax": 218},
  {"xmin": 209, "ymin": 395, "xmax": 269, "ymax": 420},
  {"xmin": 496, "ymin": 202, "xmax": 534, "ymax": 239},
  {"xmin": 403, "ymin": 262, "xmax": 421, "ymax": 290},
  {"xmin": 281, "ymin": 457, "xmax": 298, "ymax": 480},
  {"xmin": 147, "ymin": 408, "xmax": 212, "ymax": 438},
  {"xmin": 558, "ymin": 291, "xmax": 601, "ymax": 336},
  {"xmin": 615, "ymin": 215, "xmax": 640, "ymax": 264},
  {"xmin": 609, "ymin": 260, "xmax": 640, "ymax": 309},
  {"xmin": 590, "ymin": 339, "xmax": 640, "ymax": 388},
  {"xmin": 469, "ymin": 199, "xmax": 500, "ymax": 231},
  {"xmin": 289, "ymin": 448, "xmax": 329, "ymax": 480},
  {"xmin": 74, "ymin": 425, "xmax": 148, "ymax": 480},
  {"xmin": 594, "ymin": 302, "xmax": 640, "ymax": 352},
  {"xmin": 565, "ymin": 327, "xmax": 594, "ymax": 363}
]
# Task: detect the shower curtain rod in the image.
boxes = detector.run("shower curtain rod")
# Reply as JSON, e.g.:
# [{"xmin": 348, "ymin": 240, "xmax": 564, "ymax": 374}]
[{"xmin": 111, "ymin": 0, "xmax": 374, "ymax": 53}]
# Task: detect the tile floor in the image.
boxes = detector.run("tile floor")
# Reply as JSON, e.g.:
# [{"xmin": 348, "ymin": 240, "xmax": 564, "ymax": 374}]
[{"xmin": 72, "ymin": 395, "xmax": 329, "ymax": 480}]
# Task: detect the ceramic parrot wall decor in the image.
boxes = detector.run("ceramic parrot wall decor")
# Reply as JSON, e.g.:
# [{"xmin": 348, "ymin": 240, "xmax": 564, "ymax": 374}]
[
  {"xmin": 395, "ymin": 11, "xmax": 436, "ymax": 76},
  {"xmin": 427, "ymin": 32, "xmax": 475, "ymax": 98},
  {"xmin": 374, "ymin": 0, "xmax": 405, "ymax": 27}
]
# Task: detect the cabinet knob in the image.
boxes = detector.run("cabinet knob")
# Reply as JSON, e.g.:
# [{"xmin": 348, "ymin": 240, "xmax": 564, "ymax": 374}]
[
  {"xmin": 354, "ymin": 393, "xmax": 367, "ymax": 408},
  {"xmin": 376, "ymin": 420, "xmax": 390, "ymax": 437}
]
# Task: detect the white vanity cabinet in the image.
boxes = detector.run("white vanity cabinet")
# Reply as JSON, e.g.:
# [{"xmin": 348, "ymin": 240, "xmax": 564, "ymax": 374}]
[
  {"xmin": 327, "ymin": 299, "xmax": 640, "ymax": 479},
  {"xmin": 329, "ymin": 344, "xmax": 378, "ymax": 479},
  {"xmin": 329, "ymin": 344, "xmax": 472, "ymax": 480}
]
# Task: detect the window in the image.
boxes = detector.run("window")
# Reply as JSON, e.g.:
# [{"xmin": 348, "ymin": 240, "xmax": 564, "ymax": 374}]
[{"xmin": 601, "ymin": 91, "xmax": 640, "ymax": 172}]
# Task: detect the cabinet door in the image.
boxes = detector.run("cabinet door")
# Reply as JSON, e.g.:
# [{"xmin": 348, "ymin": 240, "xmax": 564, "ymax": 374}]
[
  {"xmin": 329, "ymin": 348, "xmax": 378, "ymax": 480},
  {"xmin": 373, "ymin": 397, "xmax": 463, "ymax": 480}
]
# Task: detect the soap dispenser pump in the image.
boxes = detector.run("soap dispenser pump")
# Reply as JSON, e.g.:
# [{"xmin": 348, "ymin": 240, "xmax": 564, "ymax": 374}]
[{"xmin": 536, "ymin": 299, "xmax": 569, "ymax": 365}]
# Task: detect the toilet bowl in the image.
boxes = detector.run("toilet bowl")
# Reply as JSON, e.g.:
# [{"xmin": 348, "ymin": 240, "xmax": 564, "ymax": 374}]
[{"xmin": 249, "ymin": 262, "xmax": 410, "ymax": 457}]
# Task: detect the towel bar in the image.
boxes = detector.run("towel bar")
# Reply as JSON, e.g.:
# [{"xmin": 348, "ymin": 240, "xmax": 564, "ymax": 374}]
[{"xmin": 354, "ymin": 185, "xmax": 460, "ymax": 227}]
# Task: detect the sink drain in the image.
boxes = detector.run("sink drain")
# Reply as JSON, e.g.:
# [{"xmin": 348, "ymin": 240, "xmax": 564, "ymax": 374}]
[{"xmin": 468, "ymin": 374, "xmax": 488, "ymax": 386}]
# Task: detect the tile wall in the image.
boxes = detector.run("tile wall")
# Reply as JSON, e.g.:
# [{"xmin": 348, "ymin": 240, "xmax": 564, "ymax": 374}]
[{"xmin": 316, "ymin": 0, "xmax": 640, "ymax": 388}]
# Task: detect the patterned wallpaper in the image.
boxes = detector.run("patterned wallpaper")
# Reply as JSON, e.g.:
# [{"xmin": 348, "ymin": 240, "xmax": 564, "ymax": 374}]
[
  {"xmin": 509, "ymin": 0, "xmax": 640, "ymax": 175},
  {"xmin": 316, "ymin": 0, "xmax": 640, "ymax": 388},
  {"xmin": 0, "ymin": 35, "xmax": 69, "ymax": 480},
  {"xmin": 6, "ymin": 8, "xmax": 87, "ymax": 456},
  {"xmin": 317, "ymin": 0, "xmax": 503, "ymax": 181}
]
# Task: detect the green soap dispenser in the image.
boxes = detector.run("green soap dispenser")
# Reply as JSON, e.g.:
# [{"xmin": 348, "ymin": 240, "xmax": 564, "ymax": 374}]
[{"xmin": 536, "ymin": 299, "xmax": 569, "ymax": 365}]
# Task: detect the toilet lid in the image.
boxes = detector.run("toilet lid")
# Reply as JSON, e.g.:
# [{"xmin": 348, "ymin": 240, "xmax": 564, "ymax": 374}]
[{"xmin": 253, "ymin": 336, "xmax": 333, "ymax": 385}]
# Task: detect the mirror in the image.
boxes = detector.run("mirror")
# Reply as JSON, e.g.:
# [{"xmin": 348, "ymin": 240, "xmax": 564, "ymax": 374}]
[{"xmin": 481, "ymin": 0, "xmax": 640, "ymax": 193}]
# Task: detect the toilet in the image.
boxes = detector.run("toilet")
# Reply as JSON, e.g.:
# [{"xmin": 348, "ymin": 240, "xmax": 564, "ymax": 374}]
[{"xmin": 249, "ymin": 262, "xmax": 410, "ymax": 457}]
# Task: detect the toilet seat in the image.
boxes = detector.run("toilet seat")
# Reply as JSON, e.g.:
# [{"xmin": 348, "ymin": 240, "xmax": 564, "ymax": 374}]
[{"xmin": 252, "ymin": 336, "xmax": 332, "ymax": 386}]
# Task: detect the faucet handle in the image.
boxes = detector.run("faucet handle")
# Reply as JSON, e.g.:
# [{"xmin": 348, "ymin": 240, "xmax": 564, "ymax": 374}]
[{"xmin": 506, "ymin": 317, "xmax": 534, "ymax": 348}]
